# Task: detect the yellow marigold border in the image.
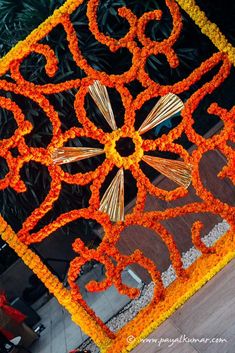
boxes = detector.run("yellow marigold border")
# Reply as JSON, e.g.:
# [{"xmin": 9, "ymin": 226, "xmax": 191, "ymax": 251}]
[
  {"xmin": 0, "ymin": 215, "xmax": 113, "ymax": 352},
  {"xmin": 0, "ymin": 0, "xmax": 234, "ymax": 72},
  {"xmin": 122, "ymin": 229, "xmax": 235, "ymax": 352},
  {"xmin": 0, "ymin": 0, "xmax": 234, "ymax": 352},
  {"xmin": 175, "ymin": 0, "xmax": 235, "ymax": 66},
  {"xmin": 0, "ymin": 0, "xmax": 83, "ymax": 76},
  {"xmin": 0, "ymin": 212, "xmax": 234, "ymax": 353}
]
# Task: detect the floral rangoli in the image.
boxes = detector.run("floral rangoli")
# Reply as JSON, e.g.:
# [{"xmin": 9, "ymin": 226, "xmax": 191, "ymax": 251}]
[{"xmin": 0, "ymin": 0, "xmax": 234, "ymax": 352}]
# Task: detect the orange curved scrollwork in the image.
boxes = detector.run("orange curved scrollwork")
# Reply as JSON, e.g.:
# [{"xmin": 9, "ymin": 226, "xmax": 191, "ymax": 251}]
[{"xmin": 0, "ymin": 0, "xmax": 234, "ymax": 352}]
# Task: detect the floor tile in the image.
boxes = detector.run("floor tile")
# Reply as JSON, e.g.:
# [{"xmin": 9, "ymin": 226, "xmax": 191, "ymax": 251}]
[
  {"xmin": 132, "ymin": 320, "xmax": 198, "ymax": 353},
  {"xmin": 171, "ymin": 259, "xmax": 235, "ymax": 352}
]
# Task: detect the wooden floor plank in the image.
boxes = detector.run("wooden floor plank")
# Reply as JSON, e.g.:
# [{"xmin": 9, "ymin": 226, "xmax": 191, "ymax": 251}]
[
  {"xmin": 132, "ymin": 259, "xmax": 235, "ymax": 353},
  {"xmin": 171, "ymin": 259, "xmax": 235, "ymax": 352},
  {"xmin": 132, "ymin": 320, "xmax": 198, "ymax": 353}
]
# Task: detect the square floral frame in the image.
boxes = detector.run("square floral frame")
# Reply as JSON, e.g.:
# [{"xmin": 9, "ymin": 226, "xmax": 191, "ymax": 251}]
[{"xmin": 0, "ymin": 0, "xmax": 234, "ymax": 352}]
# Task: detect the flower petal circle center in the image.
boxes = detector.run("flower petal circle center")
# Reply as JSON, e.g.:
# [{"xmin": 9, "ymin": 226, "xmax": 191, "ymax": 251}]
[{"xmin": 104, "ymin": 129, "xmax": 143, "ymax": 169}]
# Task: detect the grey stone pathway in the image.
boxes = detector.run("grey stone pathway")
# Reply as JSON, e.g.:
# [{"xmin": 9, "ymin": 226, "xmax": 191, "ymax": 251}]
[{"xmin": 30, "ymin": 266, "xmax": 140, "ymax": 353}]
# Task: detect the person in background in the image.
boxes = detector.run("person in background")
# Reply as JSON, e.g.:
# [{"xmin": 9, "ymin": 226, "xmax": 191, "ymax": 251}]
[{"xmin": 0, "ymin": 292, "xmax": 26, "ymax": 339}]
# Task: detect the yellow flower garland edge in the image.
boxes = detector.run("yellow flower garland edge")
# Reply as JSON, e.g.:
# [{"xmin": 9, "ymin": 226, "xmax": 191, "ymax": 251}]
[
  {"xmin": 175, "ymin": 0, "xmax": 235, "ymax": 66},
  {"xmin": 0, "ymin": 215, "xmax": 113, "ymax": 351},
  {"xmin": 0, "ymin": 0, "xmax": 81, "ymax": 76},
  {"xmin": 0, "ymin": 0, "xmax": 234, "ymax": 351},
  {"xmin": 1, "ymin": 214, "xmax": 234, "ymax": 353},
  {"xmin": 105, "ymin": 229, "xmax": 235, "ymax": 352}
]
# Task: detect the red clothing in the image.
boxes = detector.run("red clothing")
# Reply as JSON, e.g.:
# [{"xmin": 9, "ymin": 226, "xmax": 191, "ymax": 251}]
[{"xmin": 0, "ymin": 293, "xmax": 26, "ymax": 338}]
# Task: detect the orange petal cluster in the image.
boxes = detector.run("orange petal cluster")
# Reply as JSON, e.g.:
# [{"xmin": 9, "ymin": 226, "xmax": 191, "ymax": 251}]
[{"xmin": 0, "ymin": 0, "xmax": 234, "ymax": 352}]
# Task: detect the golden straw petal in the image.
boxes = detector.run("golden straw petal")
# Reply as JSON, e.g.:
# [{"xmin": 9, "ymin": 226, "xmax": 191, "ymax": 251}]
[
  {"xmin": 142, "ymin": 155, "xmax": 192, "ymax": 188},
  {"xmin": 51, "ymin": 147, "xmax": 104, "ymax": 165},
  {"xmin": 89, "ymin": 80, "xmax": 117, "ymax": 131},
  {"xmin": 99, "ymin": 168, "xmax": 124, "ymax": 222},
  {"xmin": 138, "ymin": 93, "xmax": 184, "ymax": 135}
]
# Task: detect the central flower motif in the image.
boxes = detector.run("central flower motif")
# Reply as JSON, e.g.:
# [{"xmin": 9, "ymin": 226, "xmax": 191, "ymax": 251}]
[
  {"xmin": 51, "ymin": 80, "xmax": 192, "ymax": 222},
  {"xmin": 104, "ymin": 129, "xmax": 143, "ymax": 169}
]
